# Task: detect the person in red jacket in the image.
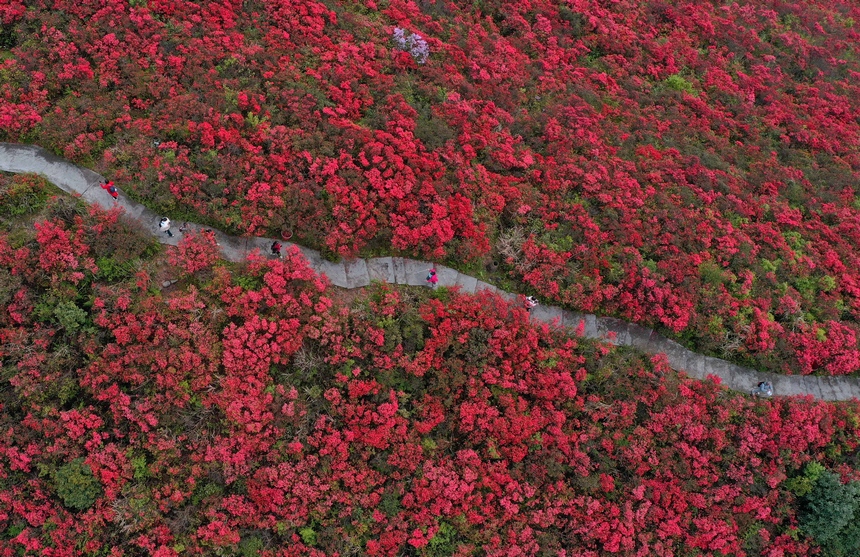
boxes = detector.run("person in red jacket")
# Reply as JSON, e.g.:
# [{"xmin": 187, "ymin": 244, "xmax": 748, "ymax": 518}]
[
  {"xmin": 426, "ymin": 268, "xmax": 439, "ymax": 288},
  {"xmin": 271, "ymin": 241, "xmax": 282, "ymax": 258},
  {"xmin": 100, "ymin": 180, "xmax": 119, "ymax": 201}
]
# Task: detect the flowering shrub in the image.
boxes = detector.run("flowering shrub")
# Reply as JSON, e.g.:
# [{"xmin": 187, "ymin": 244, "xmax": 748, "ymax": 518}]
[
  {"xmin": 167, "ymin": 230, "xmax": 220, "ymax": 276},
  {"xmin": 392, "ymin": 27, "xmax": 429, "ymax": 64}
]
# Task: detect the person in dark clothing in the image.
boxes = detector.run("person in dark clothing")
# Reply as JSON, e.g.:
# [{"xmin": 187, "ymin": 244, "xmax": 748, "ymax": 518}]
[{"xmin": 271, "ymin": 241, "xmax": 282, "ymax": 258}]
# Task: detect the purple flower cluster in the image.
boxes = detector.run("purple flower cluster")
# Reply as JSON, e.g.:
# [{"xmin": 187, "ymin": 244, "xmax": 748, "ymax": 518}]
[{"xmin": 392, "ymin": 27, "xmax": 429, "ymax": 64}]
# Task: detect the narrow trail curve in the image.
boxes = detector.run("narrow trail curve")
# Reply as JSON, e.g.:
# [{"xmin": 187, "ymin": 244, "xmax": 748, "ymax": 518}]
[{"xmin": 1, "ymin": 142, "xmax": 857, "ymax": 402}]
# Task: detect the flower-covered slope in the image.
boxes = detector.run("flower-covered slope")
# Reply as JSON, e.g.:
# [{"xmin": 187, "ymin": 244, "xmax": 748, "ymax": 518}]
[
  {"xmin": 2, "ymin": 0, "xmax": 860, "ymax": 374},
  {"xmin": 1, "ymin": 184, "xmax": 859, "ymax": 556}
]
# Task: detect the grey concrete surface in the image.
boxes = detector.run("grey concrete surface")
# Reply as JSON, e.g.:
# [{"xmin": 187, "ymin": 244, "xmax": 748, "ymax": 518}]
[
  {"xmin": 454, "ymin": 272, "xmax": 478, "ymax": 294},
  {"xmin": 531, "ymin": 304, "xmax": 563, "ymax": 326},
  {"xmin": 475, "ymin": 280, "xmax": 498, "ymax": 295},
  {"xmin": 1, "ymin": 142, "xmax": 857, "ymax": 401},
  {"xmin": 367, "ymin": 257, "xmax": 395, "ymax": 283},
  {"xmin": 432, "ymin": 265, "xmax": 459, "ymax": 288}
]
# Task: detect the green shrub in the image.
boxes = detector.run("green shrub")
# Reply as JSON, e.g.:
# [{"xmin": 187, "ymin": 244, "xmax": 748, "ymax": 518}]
[
  {"xmin": 299, "ymin": 526, "xmax": 317, "ymax": 546},
  {"xmin": 827, "ymin": 519, "xmax": 860, "ymax": 557},
  {"xmin": 799, "ymin": 467, "xmax": 860, "ymax": 554},
  {"xmin": 664, "ymin": 74, "xmax": 695, "ymax": 95},
  {"xmin": 233, "ymin": 273, "xmax": 263, "ymax": 291},
  {"xmin": 0, "ymin": 23, "xmax": 17, "ymax": 50},
  {"xmin": 429, "ymin": 285, "xmax": 452, "ymax": 302},
  {"xmin": 96, "ymin": 257, "xmax": 137, "ymax": 283},
  {"xmin": 130, "ymin": 454, "xmax": 150, "ymax": 481},
  {"xmin": 191, "ymin": 482, "xmax": 223, "ymax": 506},
  {"xmin": 238, "ymin": 535, "xmax": 265, "ymax": 557},
  {"xmin": 415, "ymin": 114, "xmax": 455, "ymax": 151},
  {"xmin": 426, "ymin": 521, "xmax": 457, "ymax": 556},
  {"xmin": 698, "ymin": 260, "xmax": 726, "ymax": 286},
  {"xmin": 379, "ymin": 488, "xmax": 401, "ymax": 517},
  {"xmin": 53, "ymin": 300, "xmax": 88, "ymax": 334},
  {"xmin": 0, "ymin": 174, "xmax": 50, "ymax": 217},
  {"xmin": 54, "ymin": 458, "xmax": 101, "ymax": 510},
  {"xmin": 786, "ymin": 461, "xmax": 825, "ymax": 497}
]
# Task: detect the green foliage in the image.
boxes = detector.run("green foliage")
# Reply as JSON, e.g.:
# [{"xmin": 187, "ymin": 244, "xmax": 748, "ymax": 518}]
[
  {"xmin": 462, "ymin": 328, "xmax": 490, "ymax": 364},
  {"xmin": 786, "ymin": 461, "xmax": 825, "ymax": 497},
  {"xmin": 792, "ymin": 275, "xmax": 817, "ymax": 302},
  {"xmin": 130, "ymin": 455, "xmax": 150, "ymax": 481},
  {"xmin": 299, "ymin": 526, "xmax": 317, "ymax": 546},
  {"xmin": 783, "ymin": 180, "xmax": 808, "ymax": 208},
  {"xmin": 53, "ymin": 300, "xmax": 88, "ymax": 334},
  {"xmin": 820, "ymin": 275, "xmax": 837, "ymax": 293},
  {"xmin": 0, "ymin": 174, "xmax": 51, "ymax": 217},
  {"xmin": 191, "ymin": 482, "xmax": 223, "ymax": 506},
  {"xmin": 54, "ymin": 458, "xmax": 101, "ymax": 510},
  {"xmin": 33, "ymin": 284, "xmax": 86, "ymax": 324},
  {"xmin": 664, "ymin": 74, "xmax": 695, "ymax": 95},
  {"xmin": 415, "ymin": 113, "xmax": 455, "ymax": 151},
  {"xmin": 54, "ymin": 375, "xmax": 81, "ymax": 407},
  {"xmin": 558, "ymin": 7, "xmax": 587, "ymax": 37},
  {"xmin": 740, "ymin": 520, "xmax": 767, "ymax": 556},
  {"xmin": 0, "ymin": 23, "xmax": 17, "ymax": 51},
  {"xmin": 95, "ymin": 256, "xmax": 137, "ymax": 283},
  {"xmin": 4, "ymin": 523, "xmax": 25, "ymax": 540},
  {"xmin": 238, "ymin": 535, "xmax": 265, "ymax": 557},
  {"xmin": 783, "ymin": 230, "xmax": 807, "ymax": 252},
  {"xmin": 760, "ymin": 258, "xmax": 781, "ymax": 274},
  {"xmin": 245, "ymin": 112, "xmax": 265, "ymax": 128},
  {"xmin": 88, "ymin": 213, "xmax": 160, "ymax": 264},
  {"xmin": 425, "ymin": 521, "xmax": 457, "ymax": 556},
  {"xmin": 698, "ymin": 261, "xmax": 726, "ymax": 286},
  {"xmin": 798, "ymin": 466, "xmax": 860, "ymax": 555},
  {"xmin": 233, "ymin": 273, "xmax": 263, "ymax": 291},
  {"xmin": 379, "ymin": 488, "xmax": 401, "ymax": 517},
  {"xmin": 429, "ymin": 285, "xmax": 452, "ymax": 303},
  {"xmin": 45, "ymin": 196, "xmax": 87, "ymax": 226}
]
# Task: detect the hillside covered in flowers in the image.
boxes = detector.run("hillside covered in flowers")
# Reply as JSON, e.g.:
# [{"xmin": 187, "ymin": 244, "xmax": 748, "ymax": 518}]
[
  {"xmin": 4, "ymin": 0, "xmax": 860, "ymax": 374},
  {"xmin": 1, "ymin": 175, "xmax": 860, "ymax": 556}
]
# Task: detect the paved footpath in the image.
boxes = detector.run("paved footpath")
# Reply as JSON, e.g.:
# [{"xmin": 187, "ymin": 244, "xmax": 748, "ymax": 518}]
[{"xmin": 1, "ymin": 142, "xmax": 858, "ymax": 402}]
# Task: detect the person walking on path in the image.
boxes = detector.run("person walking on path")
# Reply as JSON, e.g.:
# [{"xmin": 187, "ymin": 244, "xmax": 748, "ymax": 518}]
[
  {"xmin": 178, "ymin": 222, "xmax": 190, "ymax": 234},
  {"xmin": 751, "ymin": 381, "xmax": 774, "ymax": 398},
  {"xmin": 271, "ymin": 241, "xmax": 282, "ymax": 258},
  {"xmin": 159, "ymin": 217, "xmax": 173, "ymax": 237},
  {"xmin": 524, "ymin": 296, "xmax": 538, "ymax": 312},
  {"xmin": 100, "ymin": 180, "xmax": 119, "ymax": 202},
  {"xmin": 426, "ymin": 268, "xmax": 438, "ymax": 288}
]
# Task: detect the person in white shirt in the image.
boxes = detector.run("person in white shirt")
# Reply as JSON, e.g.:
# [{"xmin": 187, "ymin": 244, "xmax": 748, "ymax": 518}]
[{"xmin": 159, "ymin": 217, "xmax": 173, "ymax": 237}]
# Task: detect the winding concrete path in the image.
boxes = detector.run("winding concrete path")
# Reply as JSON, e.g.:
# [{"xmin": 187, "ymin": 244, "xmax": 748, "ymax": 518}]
[{"xmin": 1, "ymin": 142, "xmax": 857, "ymax": 401}]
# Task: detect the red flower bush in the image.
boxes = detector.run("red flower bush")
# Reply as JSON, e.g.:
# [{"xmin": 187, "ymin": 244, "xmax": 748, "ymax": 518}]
[{"xmin": 167, "ymin": 230, "xmax": 219, "ymax": 276}]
